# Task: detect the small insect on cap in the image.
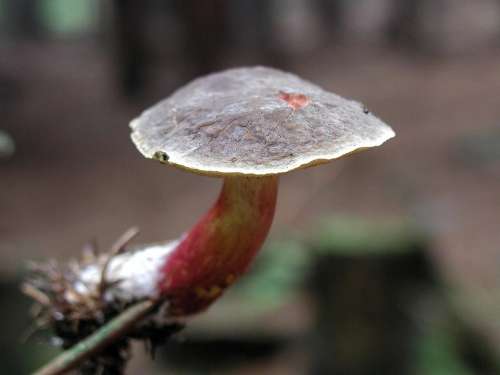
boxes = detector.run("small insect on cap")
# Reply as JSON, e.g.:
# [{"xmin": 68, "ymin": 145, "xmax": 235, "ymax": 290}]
[{"xmin": 130, "ymin": 66, "xmax": 395, "ymax": 176}]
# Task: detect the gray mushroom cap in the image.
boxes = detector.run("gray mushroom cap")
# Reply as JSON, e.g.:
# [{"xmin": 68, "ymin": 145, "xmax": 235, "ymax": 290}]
[{"xmin": 130, "ymin": 66, "xmax": 395, "ymax": 176}]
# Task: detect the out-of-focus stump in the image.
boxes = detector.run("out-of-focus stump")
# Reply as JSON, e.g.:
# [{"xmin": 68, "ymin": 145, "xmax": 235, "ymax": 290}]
[{"xmin": 307, "ymin": 218, "xmax": 434, "ymax": 375}]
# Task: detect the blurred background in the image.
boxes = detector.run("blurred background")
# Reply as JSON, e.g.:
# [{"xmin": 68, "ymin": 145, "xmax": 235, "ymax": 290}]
[{"xmin": 2, "ymin": 0, "xmax": 500, "ymax": 374}]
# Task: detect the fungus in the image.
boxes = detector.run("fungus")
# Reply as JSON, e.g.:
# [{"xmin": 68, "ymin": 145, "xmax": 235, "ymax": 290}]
[
  {"xmin": 24, "ymin": 67, "xmax": 394, "ymax": 374},
  {"xmin": 128, "ymin": 66, "xmax": 395, "ymax": 315},
  {"xmin": 25, "ymin": 67, "xmax": 394, "ymax": 371}
]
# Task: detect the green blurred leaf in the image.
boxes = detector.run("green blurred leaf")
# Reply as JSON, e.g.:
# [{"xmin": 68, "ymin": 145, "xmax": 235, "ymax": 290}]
[
  {"xmin": 40, "ymin": 0, "xmax": 97, "ymax": 35},
  {"xmin": 413, "ymin": 321, "xmax": 472, "ymax": 375},
  {"xmin": 224, "ymin": 238, "xmax": 309, "ymax": 312},
  {"xmin": 0, "ymin": 278, "xmax": 59, "ymax": 373},
  {"xmin": 0, "ymin": 129, "xmax": 15, "ymax": 159},
  {"xmin": 310, "ymin": 216, "xmax": 427, "ymax": 257}
]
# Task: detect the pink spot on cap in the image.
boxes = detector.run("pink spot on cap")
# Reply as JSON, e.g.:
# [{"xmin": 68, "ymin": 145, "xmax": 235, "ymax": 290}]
[{"xmin": 279, "ymin": 91, "xmax": 310, "ymax": 110}]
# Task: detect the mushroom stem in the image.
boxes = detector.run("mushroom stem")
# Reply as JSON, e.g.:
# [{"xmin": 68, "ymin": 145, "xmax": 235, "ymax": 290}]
[{"xmin": 160, "ymin": 175, "xmax": 279, "ymax": 315}]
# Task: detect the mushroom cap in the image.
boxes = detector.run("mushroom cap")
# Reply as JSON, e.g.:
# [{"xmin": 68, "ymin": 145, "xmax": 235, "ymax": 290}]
[{"xmin": 130, "ymin": 66, "xmax": 395, "ymax": 176}]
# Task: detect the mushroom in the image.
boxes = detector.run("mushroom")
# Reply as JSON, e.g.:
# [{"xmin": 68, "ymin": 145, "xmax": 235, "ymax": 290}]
[
  {"xmin": 31, "ymin": 66, "xmax": 394, "ymax": 321},
  {"xmin": 24, "ymin": 67, "xmax": 396, "ymax": 375},
  {"xmin": 127, "ymin": 66, "xmax": 395, "ymax": 316}
]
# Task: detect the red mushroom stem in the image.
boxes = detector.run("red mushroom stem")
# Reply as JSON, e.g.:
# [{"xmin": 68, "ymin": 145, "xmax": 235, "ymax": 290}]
[{"xmin": 159, "ymin": 175, "xmax": 279, "ymax": 316}]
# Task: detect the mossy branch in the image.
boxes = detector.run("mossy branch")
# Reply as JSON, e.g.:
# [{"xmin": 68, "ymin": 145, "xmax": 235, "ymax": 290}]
[{"xmin": 33, "ymin": 299, "xmax": 158, "ymax": 375}]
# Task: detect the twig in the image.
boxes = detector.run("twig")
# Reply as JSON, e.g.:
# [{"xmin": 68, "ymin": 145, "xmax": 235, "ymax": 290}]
[
  {"xmin": 21, "ymin": 283, "xmax": 51, "ymax": 306},
  {"xmin": 33, "ymin": 299, "xmax": 158, "ymax": 375},
  {"xmin": 99, "ymin": 227, "xmax": 139, "ymax": 297}
]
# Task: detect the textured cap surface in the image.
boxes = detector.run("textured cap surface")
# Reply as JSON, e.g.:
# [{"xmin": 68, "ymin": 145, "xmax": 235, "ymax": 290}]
[{"xmin": 130, "ymin": 66, "xmax": 395, "ymax": 176}]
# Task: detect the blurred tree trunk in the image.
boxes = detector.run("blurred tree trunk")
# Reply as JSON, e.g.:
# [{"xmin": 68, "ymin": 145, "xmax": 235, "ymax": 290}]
[
  {"xmin": 112, "ymin": 0, "xmax": 148, "ymax": 97},
  {"xmin": 386, "ymin": 0, "xmax": 421, "ymax": 47},
  {"xmin": 174, "ymin": 0, "xmax": 229, "ymax": 75},
  {"xmin": 4, "ymin": 0, "xmax": 42, "ymax": 38},
  {"xmin": 315, "ymin": 0, "xmax": 344, "ymax": 38},
  {"xmin": 308, "ymin": 237, "xmax": 435, "ymax": 375}
]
